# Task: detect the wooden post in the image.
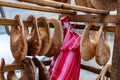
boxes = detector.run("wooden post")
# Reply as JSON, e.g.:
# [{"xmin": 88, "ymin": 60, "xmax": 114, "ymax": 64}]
[
  {"xmin": 0, "ymin": 7, "xmax": 10, "ymax": 35},
  {"xmin": 111, "ymin": 0, "xmax": 120, "ymax": 80}
]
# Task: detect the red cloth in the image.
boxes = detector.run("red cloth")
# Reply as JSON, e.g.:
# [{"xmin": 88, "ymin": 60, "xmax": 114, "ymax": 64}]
[{"xmin": 49, "ymin": 16, "xmax": 81, "ymax": 80}]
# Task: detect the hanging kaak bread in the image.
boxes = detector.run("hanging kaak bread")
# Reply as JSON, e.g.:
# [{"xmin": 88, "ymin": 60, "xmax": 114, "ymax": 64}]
[
  {"xmin": 10, "ymin": 14, "xmax": 27, "ymax": 61},
  {"xmin": 75, "ymin": 0, "xmax": 94, "ymax": 8},
  {"xmin": 45, "ymin": 18, "xmax": 63, "ymax": 57},
  {"xmin": 75, "ymin": 0, "xmax": 88, "ymax": 7},
  {"xmin": 90, "ymin": 0, "xmax": 117, "ymax": 10},
  {"xmin": 32, "ymin": 57, "xmax": 50, "ymax": 80},
  {"xmin": 95, "ymin": 24, "xmax": 110, "ymax": 66},
  {"xmin": 25, "ymin": 15, "xmax": 42, "ymax": 56},
  {"xmin": 91, "ymin": 31, "xmax": 98, "ymax": 44},
  {"xmin": 86, "ymin": 0, "xmax": 94, "ymax": 8},
  {"xmin": 7, "ymin": 58, "xmax": 37, "ymax": 80},
  {"xmin": 0, "ymin": 58, "xmax": 5, "ymax": 80},
  {"xmin": 21, "ymin": 58, "xmax": 37, "ymax": 80},
  {"xmin": 80, "ymin": 22, "xmax": 98, "ymax": 61},
  {"xmin": 37, "ymin": 17, "xmax": 51, "ymax": 56}
]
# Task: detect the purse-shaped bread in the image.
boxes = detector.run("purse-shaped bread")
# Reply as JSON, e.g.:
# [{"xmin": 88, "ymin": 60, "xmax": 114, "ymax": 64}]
[
  {"xmin": 0, "ymin": 58, "xmax": 5, "ymax": 80},
  {"xmin": 21, "ymin": 58, "xmax": 37, "ymax": 80},
  {"xmin": 80, "ymin": 22, "xmax": 98, "ymax": 61},
  {"xmin": 75, "ymin": 0, "xmax": 88, "ymax": 7},
  {"xmin": 32, "ymin": 57, "xmax": 50, "ymax": 80},
  {"xmin": 45, "ymin": 18, "xmax": 63, "ymax": 57},
  {"xmin": 37, "ymin": 17, "xmax": 51, "ymax": 56},
  {"xmin": 25, "ymin": 15, "xmax": 42, "ymax": 56},
  {"xmin": 95, "ymin": 24, "xmax": 110, "ymax": 66},
  {"xmin": 10, "ymin": 14, "xmax": 27, "ymax": 61},
  {"xmin": 90, "ymin": 0, "xmax": 117, "ymax": 10}
]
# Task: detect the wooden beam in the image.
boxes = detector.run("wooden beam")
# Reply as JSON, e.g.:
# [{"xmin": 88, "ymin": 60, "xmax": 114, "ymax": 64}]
[
  {"xmin": 0, "ymin": 18, "xmax": 115, "ymax": 32},
  {"xmin": 0, "ymin": 1, "xmax": 76, "ymax": 15},
  {"xmin": 2, "ymin": 60, "xmax": 51, "ymax": 72},
  {"xmin": 111, "ymin": 0, "xmax": 120, "ymax": 79},
  {"xmin": 18, "ymin": 0, "xmax": 109, "ymax": 14},
  {"xmin": 1, "ymin": 61, "xmax": 111, "ymax": 77},
  {"xmin": 59, "ymin": 15, "xmax": 120, "ymax": 23},
  {"xmin": 81, "ymin": 64, "xmax": 111, "ymax": 77},
  {"xmin": 71, "ymin": 24, "xmax": 115, "ymax": 32}
]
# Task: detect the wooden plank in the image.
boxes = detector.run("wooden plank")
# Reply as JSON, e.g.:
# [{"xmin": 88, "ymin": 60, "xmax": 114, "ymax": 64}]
[
  {"xmin": 0, "ymin": 18, "xmax": 33, "ymax": 26},
  {"xmin": 71, "ymin": 24, "xmax": 115, "ymax": 32},
  {"xmin": 1, "ymin": 61, "xmax": 110, "ymax": 77},
  {"xmin": 0, "ymin": 1, "xmax": 76, "ymax": 15},
  {"xmin": 81, "ymin": 64, "xmax": 110, "ymax": 77},
  {"xmin": 59, "ymin": 15, "xmax": 120, "ymax": 23},
  {"xmin": 2, "ymin": 64, "xmax": 24, "ymax": 72},
  {"xmin": 0, "ymin": 18, "xmax": 115, "ymax": 32},
  {"xmin": 18, "ymin": 0, "xmax": 109, "ymax": 14},
  {"xmin": 111, "ymin": 0, "xmax": 120, "ymax": 79},
  {"xmin": 111, "ymin": 24, "xmax": 120, "ymax": 80},
  {"xmin": 2, "ymin": 60, "xmax": 51, "ymax": 72}
]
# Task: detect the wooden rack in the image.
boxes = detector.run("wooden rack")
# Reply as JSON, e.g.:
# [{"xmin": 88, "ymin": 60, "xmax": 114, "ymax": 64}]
[
  {"xmin": 1, "ymin": 60, "xmax": 111, "ymax": 77},
  {"xmin": 0, "ymin": 0, "xmax": 119, "ymax": 80}
]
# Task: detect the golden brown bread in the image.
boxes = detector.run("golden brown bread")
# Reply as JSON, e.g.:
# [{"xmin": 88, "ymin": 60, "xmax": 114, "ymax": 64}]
[
  {"xmin": 90, "ymin": 0, "xmax": 117, "ymax": 10},
  {"xmin": 80, "ymin": 22, "xmax": 98, "ymax": 61},
  {"xmin": 86, "ymin": 0, "xmax": 94, "ymax": 8},
  {"xmin": 95, "ymin": 24, "xmax": 110, "ymax": 66},
  {"xmin": 10, "ymin": 14, "xmax": 27, "ymax": 62},
  {"xmin": 75, "ymin": 0, "xmax": 88, "ymax": 7},
  {"xmin": 45, "ymin": 18, "xmax": 63, "ymax": 57},
  {"xmin": 75, "ymin": 0, "xmax": 94, "ymax": 8},
  {"xmin": 32, "ymin": 57, "xmax": 50, "ymax": 80},
  {"xmin": 7, "ymin": 58, "xmax": 37, "ymax": 80},
  {"xmin": 0, "ymin": 58, "xmax": 5, "ymax": 80},
  {"xmin": 37, "ymin": 17, "xmax": 51, "ymax": 56},
  {"xmin": 75, "ymin": 0, "xmax": 117, "ymax": 10},
  {"xmin": 25, "ymin": 15, "xmax": 42, "ymax": 56},
  {"xmin": 21, "ymin": 58, "xmax": 37, "ymax": 80}
]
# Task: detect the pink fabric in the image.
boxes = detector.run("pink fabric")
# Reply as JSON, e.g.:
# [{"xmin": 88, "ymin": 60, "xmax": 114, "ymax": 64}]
[{"xmin": 49, "ymin": 16, "xmax": 81, "ymax": 80}]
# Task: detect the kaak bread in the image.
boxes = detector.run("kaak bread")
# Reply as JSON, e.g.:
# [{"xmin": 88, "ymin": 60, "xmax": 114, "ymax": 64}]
[
  {"xmin": 32, "ymin": 57, "xmax": 50, "ymax": 80},
  {"xmin": 25, "ymin": 15, "xmax": 42, "ymax": 56},
  {"xmin": 75, "ymin": 0, "xmax": 88, "ymax": 7},
  {"xmin": 95, "ymin": 24, "xmax": 110, "ymax": 66},
  {"xmin": 21, "ymin": 58, "xmax": 37, "ymax": 80},
  {"xmin": 10, "ymin": 14, "xmax": 27, "ymax": 62},
  {"xmin": 80, "ymin": 22, "xmax": 98, "ymax": 61},
  {"xmin": 90, "ymin": 0, "xmax": 117, "ymax": 10},
  {"xmin": 45, "ymin": 18, "xmax": 63, "ymax": 57},
  {"xmin": 37, "ymin": 17, "xmax": 51, "ymax": 56}
]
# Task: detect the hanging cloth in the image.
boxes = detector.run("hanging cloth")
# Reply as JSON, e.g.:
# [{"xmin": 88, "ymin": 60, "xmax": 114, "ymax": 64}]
[{"xmin": 49, "ymin": 16, "xmax": 81, "ymax": 80}]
